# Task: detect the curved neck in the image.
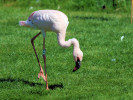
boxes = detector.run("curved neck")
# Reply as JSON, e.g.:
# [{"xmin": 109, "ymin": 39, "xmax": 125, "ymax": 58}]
[
  {"xmin": 57, "ymin": 34, "xmax": 80, "ymax": 52},
  {"xmin": 71, "ymin": 38, "xmax": 80, "ymax": 50}
]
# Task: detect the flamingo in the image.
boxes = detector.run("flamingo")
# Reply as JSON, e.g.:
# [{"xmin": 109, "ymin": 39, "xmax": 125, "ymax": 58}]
[{"xmin": 19, "ymin": 10, "xmax": 83, "ymax": 90}]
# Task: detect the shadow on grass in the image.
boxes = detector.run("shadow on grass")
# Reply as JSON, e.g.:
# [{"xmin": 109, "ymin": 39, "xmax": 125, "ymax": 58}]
[
  {"xmin": 0, "ymin": 78, "xmax": 43, "ymax": 86},
  {"xmin": 0, "ymin": 78, "xmax": 63, "ymax": 90},
  {"xmin": 73, "ymin": 16, "xmax": 111, "ymax": 21},
  {"xmin": 49, "ymin": 83, "xmax": 63, "ymax": 90}
]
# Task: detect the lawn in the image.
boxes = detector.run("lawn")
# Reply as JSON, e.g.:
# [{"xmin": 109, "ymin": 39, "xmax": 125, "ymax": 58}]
[{"xmin": 0, "ymin": 6, "xmax": 133, "ymax": 100}]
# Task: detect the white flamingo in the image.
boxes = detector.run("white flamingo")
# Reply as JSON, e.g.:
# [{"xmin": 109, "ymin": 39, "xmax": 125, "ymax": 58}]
[{"xmin": 19, "ymin": 10, "xmax": 83, "ymax": 89}]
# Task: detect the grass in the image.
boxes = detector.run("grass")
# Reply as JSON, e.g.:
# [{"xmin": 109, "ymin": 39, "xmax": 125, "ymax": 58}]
[{"xmin": 0, "ymin": 6, "xmax": 133, "ymax": 100}]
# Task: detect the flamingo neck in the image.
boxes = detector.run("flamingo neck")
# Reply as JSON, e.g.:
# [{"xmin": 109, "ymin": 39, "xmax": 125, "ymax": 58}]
[
  {"xmin": 57, "ymin": 35, "xmax": 81, "ymax": 57},
  {"xmin": 71, "ymin": 38, "xmax": 80, "ymax": 51}
]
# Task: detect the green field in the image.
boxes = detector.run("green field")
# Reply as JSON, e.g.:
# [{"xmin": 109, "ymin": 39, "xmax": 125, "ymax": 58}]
[{"xmin": 0, "ymin": 6, "xmax": 133, "ymax": 100}]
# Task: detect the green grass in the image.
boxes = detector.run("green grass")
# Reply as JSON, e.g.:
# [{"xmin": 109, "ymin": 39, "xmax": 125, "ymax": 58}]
[{"xmin": 0, "ymin": 7, "xmax": 133, "ymax": 100}]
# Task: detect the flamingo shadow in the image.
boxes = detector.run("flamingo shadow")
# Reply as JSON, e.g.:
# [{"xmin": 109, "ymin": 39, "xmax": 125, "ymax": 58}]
[
  {"xmin": 0, "ymin": 78, "xmax": 43, "ymax": 86},
  {"xmin": 49, "ymin": 83, "xmax": 63, "ymax": 90},
  {"xmin": 0, "ymin": 77, "xmax": 63, "ymax": 90}
]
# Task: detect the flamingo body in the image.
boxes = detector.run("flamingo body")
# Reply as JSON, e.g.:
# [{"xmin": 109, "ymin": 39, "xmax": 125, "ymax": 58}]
[
  {"xmin": 19, "ymin": 10, "xmax": 83, "ymax": 72},
  {"xmin": 20, "ymin": 10, "xmax": 69, "ymax": 33}
]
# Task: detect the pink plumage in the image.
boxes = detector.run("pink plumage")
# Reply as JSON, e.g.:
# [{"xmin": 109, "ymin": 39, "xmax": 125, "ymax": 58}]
[
  {"xmin": 19, "ymin": 10, "xmax": 83, "ymax": 62},
  {"xmin": 19, "ymin": 10, "xmax": 83, "ymax": 87},
  {"xmin": 20, "ymin": 10, "xmax": 69, "ymax": 32}
]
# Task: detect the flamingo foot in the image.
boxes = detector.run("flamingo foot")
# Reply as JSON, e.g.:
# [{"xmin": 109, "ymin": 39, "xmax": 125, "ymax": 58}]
[{"xmin": 38, "ymin": 67, "xmax": 46, "ymax": 81}]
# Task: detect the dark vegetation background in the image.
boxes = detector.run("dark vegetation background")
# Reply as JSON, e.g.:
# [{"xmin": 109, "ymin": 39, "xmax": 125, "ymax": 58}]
[{"xmin": 0, "ymin": 0, "xmax": 131, "ymax": 12}]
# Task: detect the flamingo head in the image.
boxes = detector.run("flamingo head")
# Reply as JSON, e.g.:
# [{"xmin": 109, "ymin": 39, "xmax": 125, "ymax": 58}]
[
  {"xmin": 19, "ymin": 12, "xmax": 35, "ymax": 28},
  {"xmin": 73, "ymin": 49, "xmax": 83, "ymax": 72},
  {"xmin": 19, "ymin": 18, "xmax": 34, "ymax": 28}
]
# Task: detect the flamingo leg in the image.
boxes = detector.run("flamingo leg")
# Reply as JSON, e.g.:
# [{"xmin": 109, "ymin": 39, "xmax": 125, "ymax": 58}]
[
  {"xmin": 31, "ymin": 32, "xmax": 46, "ymax": 81},
  {"xmin": 43, "ymin": 37, "xmax": 49, "ymax": 90}
]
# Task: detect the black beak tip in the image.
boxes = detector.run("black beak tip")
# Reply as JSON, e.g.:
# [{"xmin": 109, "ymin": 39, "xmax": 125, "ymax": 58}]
[
  {"xmin": 73, "ymin": 65, "xmax": 80, "ymax": 72},
  {"xmin": 73, "ymin": 67, "xmax": 77, "ymax": 72},
  {"xmin": 72, "ymin": 58, "xmax": 81, "ymax": 72}
]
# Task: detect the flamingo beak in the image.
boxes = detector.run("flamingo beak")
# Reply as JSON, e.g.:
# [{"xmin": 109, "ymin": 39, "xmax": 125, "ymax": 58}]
[
  {"xmin": 73, "ymin": 57, "xmax": 81, "ymax": 72},
  {"xmin": 19, "ymin": 21, "xmax": 30, "ymax": 27}
]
